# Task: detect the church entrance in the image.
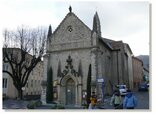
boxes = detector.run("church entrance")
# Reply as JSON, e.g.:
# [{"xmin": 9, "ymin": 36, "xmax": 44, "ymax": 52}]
[{"xmin": 66, "ymin": 78, "xmax": 75, "ymax": 105}]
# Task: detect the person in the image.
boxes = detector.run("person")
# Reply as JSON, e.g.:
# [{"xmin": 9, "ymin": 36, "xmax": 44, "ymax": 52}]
[
  {"xmin": 110, "ymin": 90, "xmax": 122, "ymax": 109},
  {"xmin": 123, "ymin": 89, "xmax": 137, "ymax": 109},
  {"xmin": 90, "ymin": 92, "xmax": 97, "ymax": 109}
]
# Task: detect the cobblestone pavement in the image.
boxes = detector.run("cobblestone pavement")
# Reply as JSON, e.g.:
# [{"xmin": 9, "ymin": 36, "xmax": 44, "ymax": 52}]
[
  {"xmin": 103, "ymin": 91, "xmax": 149, "ymax": 110},
  {"xmin": 3, "ymin": 91, "xmax": 149, "ymax": 110},
  {"xmin": 3, "ymin": 99, "xmax": 29, "ymax": 109}
]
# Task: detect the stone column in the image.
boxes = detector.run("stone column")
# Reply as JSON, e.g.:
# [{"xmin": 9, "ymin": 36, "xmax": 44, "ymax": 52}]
[
  {"xmin": 41, "ymin": 54, "xmax": 49, "ymax": 104},
  {"xmin": 96, "ymin": 51, "xmax": 103, "ymax": 101},
  {"xmin": 76, "ymin": 76, "xmax": 82, "ymax": 107},
  {"xmin": 75, "ymin": 85, "xmax": 78, "ymax": 106},
  {"xmin": 41, "ymin": 86, "xmax": 47, "ymax": 105},
  {"xmin": 78, "ymin": 84, "xmax": 82, "ymax": 106},
  {"xmin": 91, "ymin": 48, "xmax": 98, "ymax": 92},
  {"xmin": 57, "ymin": 82, "xmax": 61, "ymax": 104}
]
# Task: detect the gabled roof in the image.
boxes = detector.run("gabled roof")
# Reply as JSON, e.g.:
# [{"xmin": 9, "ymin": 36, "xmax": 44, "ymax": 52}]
[
  {"xmin": 144, "ymin": 67, "xmax": 149, "ymax": 73},
  {"xmin": 124, "ymin": 43, "xmax": 133, "ymax": 55},
  {"xmin": 102, "ymin": 37, "xmax": 115, "ymax": 43},
  {"xmin": 98, "ymin": 37, "xmax": 113, "ymax": 50},
  {"xmin": 99, "ymin": 38, "xmax": 133, "ymax": 54},
  {"xmin": 132, "ymin": 56, "xmax": 143, "ymax": 64},
  {"xmin": 110, "ymin": 41, "xmax": 123, "ymax": 50},
  {"xmin": 52, "ymin": 12, "xmax": 92, "ymax": 35},
  {"xmin": 51, "ymin": 10, "xmax": 133, "ymax": 55}
]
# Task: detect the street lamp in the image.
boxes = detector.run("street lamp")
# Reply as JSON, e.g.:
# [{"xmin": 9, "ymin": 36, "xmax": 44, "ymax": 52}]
[
  {"xmin": 41, "ymin": 80, "xmax": 47, "ymax": 89},
  {"xmin": 21, "ymin": 87, "xmax": 26, "ymax": 100},
  {"xmin": 41, "ymin": 80, "xmax": 47, "ymax": 104},
  {"xmin": 22, "ymin": 87, "xmax": 25, "ymax": 91}
]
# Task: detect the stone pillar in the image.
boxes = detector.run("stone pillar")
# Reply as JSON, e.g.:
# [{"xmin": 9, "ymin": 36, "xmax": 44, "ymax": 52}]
[
  {"xmin": 96, "ymin": 51, "xmax": 103, "ymax": 100},
  {"xmin": 75, "ymin": 83, "xmax": 82, "ymax": 107},
  {"xmin": 57, "ymin": 83, "xmax": 61, "ymax": 104},
  {"xmin": 91, "ymin": 48, "xmax": 98, "ymax": 92},
  {"xmin": 41, "ymin": 54, "xmax": 49, "ymax": 104},
  {"xmin": 75, "ymin": 85, "xmax": 78, "ymax": 106},
  {"xmin": 78, "ymin": 84, "xmax": 82, "ymax": 106},
  {"xmin": 41, "ymin": 86, "xmax": 47, "ymax": 105},
  {"xmin": 61, "ymin": 86, "xmax": 66, "ymax": 105}
]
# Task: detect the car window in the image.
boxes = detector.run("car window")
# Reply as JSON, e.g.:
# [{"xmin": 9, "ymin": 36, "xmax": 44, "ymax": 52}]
[{"xmin": 119, "ymin": 86, "xmax": 126, "ymax": 89}]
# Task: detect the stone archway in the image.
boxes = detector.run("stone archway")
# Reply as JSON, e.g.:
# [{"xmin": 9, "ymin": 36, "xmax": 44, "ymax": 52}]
[
  {"xmin": 66, "ymin": 78, "xmax": 75, "ymax": 105},
  {"xmin": 57, "ymin": 56, "xmax": 82, "ymax": 106},
  {"xmin": 59, "ymin": 74, "xmax": 78, "ymax": 106}
]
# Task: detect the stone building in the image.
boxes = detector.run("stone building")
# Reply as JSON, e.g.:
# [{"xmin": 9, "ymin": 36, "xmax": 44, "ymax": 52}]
[
  {"xmin": 3, "ymin": 48, "xmax": 43, "ymax": 99},
  {"xmin": 25, "ymin": 61, "xmax": 43, "ymax": 98},
  {"xmin": 132, "ymin": 56, "xmax": 143, "ymax": 89},
  {"xmin": 42, "ymin": 7, "xmax": 133, "ymax": 106}
]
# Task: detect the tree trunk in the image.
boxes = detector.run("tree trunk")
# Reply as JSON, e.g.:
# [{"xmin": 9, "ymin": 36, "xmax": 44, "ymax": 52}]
[{"xmin": 17, "ymin": 88, "xmax": 23, "ymax": 100}]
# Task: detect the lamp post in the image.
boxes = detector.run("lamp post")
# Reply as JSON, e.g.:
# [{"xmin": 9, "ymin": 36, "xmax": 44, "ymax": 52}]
[
  {"xmin": 41, "ymin": 80, "xmax": 47, "ymax": 104},
  {"xmin": 22, "ymin": 87, "xmax": 25, "ymax": 100}
]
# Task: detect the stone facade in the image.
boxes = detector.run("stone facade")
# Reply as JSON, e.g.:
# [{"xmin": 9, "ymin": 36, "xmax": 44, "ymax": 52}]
[
  {"xmin": 132, "ymin": 57, "xmax": 143, "ymax": 88},
  {"xmin": 25, "ymin": 61, "xmax": 43, "ymax": 96},
  {"xmin": 43, "ymin": 8, "xmax": 134, "ymax": 106}
]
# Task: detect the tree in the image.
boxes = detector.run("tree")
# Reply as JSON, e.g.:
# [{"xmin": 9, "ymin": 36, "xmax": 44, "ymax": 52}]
[
  {"xmin": 3, "ymin": 26, "xmax": 47, "ymax": 100},
  {"xmin": 46, "ymin": 67, "xmax": 53, "ymax": 103},
  {"xmin": 87, "ymin": 64, "xmax": 91, "ymax": 107}
]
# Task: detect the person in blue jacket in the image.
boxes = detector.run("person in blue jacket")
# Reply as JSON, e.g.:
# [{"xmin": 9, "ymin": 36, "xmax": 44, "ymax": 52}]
[{"xmin": 123, "ymin": 89, "xmax": 137, "ymax": 109}]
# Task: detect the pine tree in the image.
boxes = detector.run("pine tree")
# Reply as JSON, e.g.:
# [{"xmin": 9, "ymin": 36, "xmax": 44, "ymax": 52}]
[
  {"xmin": 87, "ymin": 64, "xmax": 91, "ymax": 107},
  {"xmin": 46, "ymin": 67, "xmax": 53, "ymax": 103}
]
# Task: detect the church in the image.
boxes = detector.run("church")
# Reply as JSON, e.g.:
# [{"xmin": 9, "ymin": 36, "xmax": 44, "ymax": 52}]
[{"xmin": 42, "ymin": 6, "xmax": 133, "ymax": 107}]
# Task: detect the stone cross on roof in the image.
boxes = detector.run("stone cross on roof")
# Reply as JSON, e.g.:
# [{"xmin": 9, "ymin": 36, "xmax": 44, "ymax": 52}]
[{"xmin": 69, "ymin": 6, "xmax": 72, "ymax": 12}]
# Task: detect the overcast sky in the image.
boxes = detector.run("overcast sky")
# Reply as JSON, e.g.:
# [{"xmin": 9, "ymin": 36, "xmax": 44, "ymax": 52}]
[{"xmin": 0, "ymin": 0, "xmax": 150, "ymax": 56}]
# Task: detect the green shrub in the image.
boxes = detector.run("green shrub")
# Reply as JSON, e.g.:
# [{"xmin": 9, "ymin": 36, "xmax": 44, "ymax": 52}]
[
  {"xmin": 50, "ymin": 104, "xmax": 57, "ymax": 109},
  {"xmin": 27, "ymin": 100, "xmax": 43, "ymax": 109},
  {"xmin": 35, "ymin": 100, "xmax": 42, "ymax": 107},
  {"xmin": 87, "ymin": 64, "xmax": 91, "ymax": 107},
  {"xmin": 27, "ymin": 101, "xmax": 36, "ymax": 109},
  {"xmin": 50, "ymin": 104, "xmax": 64, "ymax": 109},
  {"xmin": 56, "ymin": 104, "xmax": 64, "ymax": 109},
  {"xmin": 46, "ymin": 68, "xmax": 53, "ymax": 103}
]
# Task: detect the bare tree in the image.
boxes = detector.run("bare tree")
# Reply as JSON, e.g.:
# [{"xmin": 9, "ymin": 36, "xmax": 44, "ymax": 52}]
[{"xmin": 3, "ymin": 26, "xmax": 47, "ymax": 100}]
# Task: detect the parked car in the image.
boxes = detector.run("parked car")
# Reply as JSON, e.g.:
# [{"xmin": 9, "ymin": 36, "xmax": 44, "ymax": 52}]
[
  {"xmin": 138, "ymin": 82, "xmax": 148, "ymax": 91},
  {"xmin": 117, "ymin": 85, "xmax": 127, "ymax": 96}
]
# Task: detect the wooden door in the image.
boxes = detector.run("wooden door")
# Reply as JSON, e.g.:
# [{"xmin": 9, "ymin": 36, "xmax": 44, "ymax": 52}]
[{"xmin": 66, "ymin": 78, "xmax": 75, "ymax": 105}]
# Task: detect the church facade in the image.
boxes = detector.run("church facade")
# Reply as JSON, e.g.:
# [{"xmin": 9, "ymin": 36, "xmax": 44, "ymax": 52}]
[{"xmin": 42, "ymin": 7, "xmax": 133, "ymax": 106}]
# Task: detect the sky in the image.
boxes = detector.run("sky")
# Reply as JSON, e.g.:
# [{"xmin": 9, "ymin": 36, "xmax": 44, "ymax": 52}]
[{"xmin": 0, "ymin": 0, "xmax": 150, "ymax": 56}]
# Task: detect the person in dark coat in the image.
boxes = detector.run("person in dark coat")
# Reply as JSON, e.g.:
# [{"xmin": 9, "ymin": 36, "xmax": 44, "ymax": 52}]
[{"xmin": 123, "ymin": 90, "xmax": 137, "ymax": 109}]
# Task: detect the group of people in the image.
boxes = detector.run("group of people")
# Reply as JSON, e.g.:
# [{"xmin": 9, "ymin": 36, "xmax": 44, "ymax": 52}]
[
  {"xmin": 110, "ymin": 89, "xmax": 137, "ymax": 109},
  {"xmin": 88, "ymin": 89, "xmax": 137, "ymax": 109}
]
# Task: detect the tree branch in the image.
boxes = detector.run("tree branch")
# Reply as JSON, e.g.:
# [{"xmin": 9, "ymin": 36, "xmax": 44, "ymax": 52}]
[
  {"xmin": 2, "ymin": 26, "xmax": 47, "ymax": 100},
  {"xmin": 3, "ymin": 70, "xmax": 13, "ymax": 78}
]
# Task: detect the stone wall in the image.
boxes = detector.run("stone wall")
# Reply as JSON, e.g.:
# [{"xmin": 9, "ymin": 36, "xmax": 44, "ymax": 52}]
[{"xmin": 49, "ymin": 13, "xmax": 92, "ymax": 52}]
